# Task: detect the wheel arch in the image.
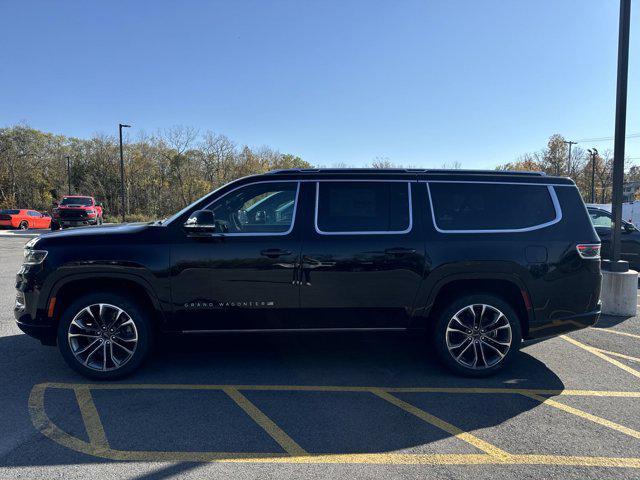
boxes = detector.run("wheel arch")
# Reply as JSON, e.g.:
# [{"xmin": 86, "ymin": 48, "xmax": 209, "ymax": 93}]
[
  {"xmin": 419, "ymin": 273, "xmax": 533, "ymax": 338},
  {"xmin": 47, "ymin": 274, "xmax": 167, "ymax": 330}
]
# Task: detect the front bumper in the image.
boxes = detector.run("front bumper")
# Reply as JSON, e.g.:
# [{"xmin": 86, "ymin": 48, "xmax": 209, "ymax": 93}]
[
  {"xmin": 59, "ymin": 218, "xmax": 97, "ymax": 227},
  {"xmin": 15, "ymin": 320, "xmax": 56, "ymax": 345}
]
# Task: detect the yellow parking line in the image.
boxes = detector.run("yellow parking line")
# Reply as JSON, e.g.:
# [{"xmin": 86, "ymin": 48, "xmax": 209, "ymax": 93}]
[
  {"xmin": 561, "ymin": 335, "xmax": 640, "ymax": 379},
  {"xmin": 594, "ymin": 348, "xmax": 640, "ymax": 364},
  {"xmin": 223, "ymin": 387, "xmax": 308, "ymax": 456},
  {"xmin": 522, "ymin": 392, "xmax": 640, "ymax": 440},
  {"xmin": 370, "ymin": 389, "xmax": 511, "ymax": 460},
  {"xmin": 28, "ymin": 383, "xmax": 640, "ymax": 468},
  {"xmin": 37, "ymin": 382, "xmax": 640, "ymax": 397},
  {"xmin": 74, "ymin": 387, "xmax": 110, "ymax": 450},
  {"xmin": 594, "ymin": 329, "xmax": 640, "ymax": 340}
]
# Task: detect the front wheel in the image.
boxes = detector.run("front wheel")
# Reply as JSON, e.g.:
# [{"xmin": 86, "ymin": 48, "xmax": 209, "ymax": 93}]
[
  {"xmin": 57, "ymin": 293, "xmax": 152, "ymax": 380},
  {"xmin": 433, "ymin": 294, "xmax": 522, "ymax": 377}
]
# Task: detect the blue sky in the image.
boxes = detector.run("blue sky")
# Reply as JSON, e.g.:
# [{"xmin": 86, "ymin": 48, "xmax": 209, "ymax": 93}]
[{"xmin": 1, "ymin": 0, "xmax": 638, "ymax": 168}]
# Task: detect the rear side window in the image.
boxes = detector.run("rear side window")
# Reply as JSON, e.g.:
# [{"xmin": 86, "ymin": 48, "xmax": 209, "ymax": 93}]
[
  {"xmin": 428, "ymin": 182, "xmax": 559, "ymax": 232},
  {"xmin": 316, "ymin": 182, "xmax": 411, "ymax": 234}
]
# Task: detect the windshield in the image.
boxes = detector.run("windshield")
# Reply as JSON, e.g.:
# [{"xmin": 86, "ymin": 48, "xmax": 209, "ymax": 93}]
[
  {"xmin": 0, "ymin": 209, "xmax": 20, "ymax": 215},
  {"xmin": 60, "ymin": 197, "xmax": 93, "ymax": 206}
]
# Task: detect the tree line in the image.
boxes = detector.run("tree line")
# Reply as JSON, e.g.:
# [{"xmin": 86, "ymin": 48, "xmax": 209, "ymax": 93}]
[
  {"xmin": 1, "ymin": 124, "xmax": 631, "ymax": 222},
  {"xmin": 495, "ymin": 133, "xmax": 640, "ymax": 204},
  {"xmin": 0, "ymin": 125, "xmax": 311, "ymax": 221}
]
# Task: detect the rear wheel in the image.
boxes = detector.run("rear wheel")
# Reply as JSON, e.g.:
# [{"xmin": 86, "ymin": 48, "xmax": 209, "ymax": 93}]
[
  {"xmin": 18, "ymin": 221, "xmax": 28, "ymax": 230},
  {"xmin": 57, "ymin": 292, "xmax": 152, "ymax": 380},
  {"xmin": 433, "ymin": 294, "xmax": 521, "ymax": 377}
]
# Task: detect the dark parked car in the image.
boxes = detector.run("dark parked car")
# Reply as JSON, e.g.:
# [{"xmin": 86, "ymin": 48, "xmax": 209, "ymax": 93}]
[
  {"xmin": 15, "ymin": 169, "xmax": 602, "ymax": 379},
  {"xmin": 587, "ymin": 206, "xmax": 640, "ymax": 270}
]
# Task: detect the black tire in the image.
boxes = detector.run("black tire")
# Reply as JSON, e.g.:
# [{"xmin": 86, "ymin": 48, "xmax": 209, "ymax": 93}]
[
  {"xmin": 57, "ymin": 292, "xmax": 153, "ymax": 380},
  {"xmin": 98, "ymin": 216, "xmax": 103, "ymax": 226},
  {"xmin": 18, "ymin": 221, "xmax": 28, "ymax": 230},
  {"xmin": 433, "ymin": 294, "xmax": 522, "ymax": 377},
  {"xmin": 50, "ymin": 221, "xmax": 60, "ymax": 231}
]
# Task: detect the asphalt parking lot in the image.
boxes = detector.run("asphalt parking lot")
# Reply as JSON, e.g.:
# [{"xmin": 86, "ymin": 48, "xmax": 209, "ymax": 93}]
[{"xmin": 1, "ymin": 236, "xmax": 640, "ymax": 479}]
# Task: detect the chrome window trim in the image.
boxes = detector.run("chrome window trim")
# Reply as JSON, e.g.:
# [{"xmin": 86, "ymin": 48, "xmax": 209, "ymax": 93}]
[
  {"xmin": 425, "ymin": 181, "xmax": 562, "ymax": 234},
  {"xmin": 201, "ymin": 180, "xmax": 301, "ymax": 237},
  {"xmin": 314, "ymin": 181, "xmax": 413, "ymax": 236}
]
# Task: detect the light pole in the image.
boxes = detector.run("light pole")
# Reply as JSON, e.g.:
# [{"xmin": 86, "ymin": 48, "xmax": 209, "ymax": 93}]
[
  {"xmin": 564, "ymin": 140, "xmax": 577, "ymax": 176},
  {"xmin": 119, "ymin": 123, "xmax": 131, "ymax": 223},
  {"xmin": 588, "ymin": 148, "xmax": 598, "ymax": 204},
  {"xmin": 66, "ymin": 155, "xmax": 71, "ymax": 195},
  {"xmin": 608, "ymin": 0, "xmax": 631, "ymax": 272}
]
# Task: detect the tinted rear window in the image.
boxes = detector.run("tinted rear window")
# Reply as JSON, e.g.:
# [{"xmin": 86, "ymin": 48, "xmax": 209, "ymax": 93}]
[
  {"xmin": 429, "ymin": 182, "xmax": 557, "ymax": 231},
  {"xmin": 316, "ymin": 182, "xmax": 410, "ymax": 233},
  {"xmin": 0, "ymin": 209, "xmax": 20, "ymax": 215}
]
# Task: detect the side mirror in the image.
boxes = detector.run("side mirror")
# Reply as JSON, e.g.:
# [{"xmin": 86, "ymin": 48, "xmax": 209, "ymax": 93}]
[
  {"xmin": 623, "ymin": 221, "xmax": 636, "ymax": 233},
  {"xmin": 184, "ymin": 210, "xmax": 217, "ymax": 233},
  {"xmin": 96, "ymin": 202, "xmax": 103, "ymax": 207}
]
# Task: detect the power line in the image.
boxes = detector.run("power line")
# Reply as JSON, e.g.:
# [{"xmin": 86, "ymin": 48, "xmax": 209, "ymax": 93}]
[{"xmin": 575, "ymin": 133, "xmax": 640, "ymax": 143}]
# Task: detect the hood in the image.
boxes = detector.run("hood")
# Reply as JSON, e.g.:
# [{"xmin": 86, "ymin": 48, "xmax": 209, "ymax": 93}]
[{"xmin": 33, "ymin": 223, "xmax": 154, "ymax": 247}]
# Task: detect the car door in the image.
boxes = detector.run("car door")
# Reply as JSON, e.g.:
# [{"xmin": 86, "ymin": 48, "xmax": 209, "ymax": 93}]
[
  {"xmin": 27, "ymin": 211, "xmax": 41, "ymax": 228},
  {"xmin": 170, "ymin": 180, "xmax": 302, "ymax": 331},
  {"xmin": 298, "ymin": 179, "xmax": 425, "ymax": 329},
  {"xmin": 589, "ymin": 208, "xmax": 640, "ymax": 266}
]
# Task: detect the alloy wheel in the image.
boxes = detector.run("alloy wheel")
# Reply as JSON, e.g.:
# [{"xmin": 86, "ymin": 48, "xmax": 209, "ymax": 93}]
[
  {"xmin": 445, "ymin": 304, "xmax": 512, "ymax": 369},
  {"xmin": 67, "ymin": 303, "xmax": 138, "ymax": 371}
]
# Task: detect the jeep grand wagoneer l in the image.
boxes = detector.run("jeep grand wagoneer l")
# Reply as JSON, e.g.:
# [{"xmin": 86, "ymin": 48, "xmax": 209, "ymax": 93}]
[{"xmin": 15, "ymin": 169, "xmax": 602, "ymax": 379}]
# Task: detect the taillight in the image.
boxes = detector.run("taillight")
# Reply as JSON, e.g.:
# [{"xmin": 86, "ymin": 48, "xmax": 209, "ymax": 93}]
[{"xmin": 577, "ymin": 244, "xmax": 601, "ymax": 259}]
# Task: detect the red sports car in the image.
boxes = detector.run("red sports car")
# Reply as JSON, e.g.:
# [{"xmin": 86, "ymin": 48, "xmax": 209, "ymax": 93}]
[{"xmin": 0, "ymin": 209, "xmax": 52, "ymax": 230}]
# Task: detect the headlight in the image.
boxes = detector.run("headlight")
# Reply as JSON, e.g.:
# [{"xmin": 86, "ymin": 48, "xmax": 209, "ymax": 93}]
[{"xmin": 23, "ymin": 249, "xmax": 48, "ymax": 265}]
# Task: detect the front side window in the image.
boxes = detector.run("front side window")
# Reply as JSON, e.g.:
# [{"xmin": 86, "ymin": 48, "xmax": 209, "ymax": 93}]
[
  {"xmin": 27, "ymin": 211, "xmax": 41, "ymax": 217},
  {"xmin": 429, "ymin": 182, "xmax": 558, "ymax": 232},
  {"xmin": 316, "ymin": 181, "xmax": 411, "ymax": 234},
  {"xmin": 589, "ymin": 210, "xmax": 612, "ymax": 228},
  {"xmin": 207, "ymin": 182, "xmax": 298, "ymax": 234}
]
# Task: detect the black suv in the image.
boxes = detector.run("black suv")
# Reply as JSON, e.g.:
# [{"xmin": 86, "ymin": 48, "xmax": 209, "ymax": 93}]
[{"xmin": 15, "ymin": 169, "xmax": 602, "ymax": 379}]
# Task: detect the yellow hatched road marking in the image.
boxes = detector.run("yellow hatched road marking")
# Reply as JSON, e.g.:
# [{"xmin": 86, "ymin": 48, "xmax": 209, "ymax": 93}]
[
  {"xmin": 523, "ymin": 392, "xmax": 640, "ymax": 440},
  {"xmin": 370, "ymin": 389, "xmax": 510, "ymax": 459},
  {"xmin": 223, "ymin": 387, "xmax": 308, "ymax": 456},
  {"xmin": 594, "ymin": 328, "xmax": 640, "ymax": 340},
  {"xmin": 28, "ymin": 382, "xmax": 640, "ymax": 468},
  {"xmin": 595, "ymin": 348, "xmax": 640, "ymax": 364},
  {"xmin": 38, "ymin": 382, "xmax": 640, "ymax": 397},
  {"xmin": 561, "ymin": 335, "xmax": 640, "ymax": 379},
  {"xmin": 74, "ymin": 387, "xmax": 110, "ymax": 450}
]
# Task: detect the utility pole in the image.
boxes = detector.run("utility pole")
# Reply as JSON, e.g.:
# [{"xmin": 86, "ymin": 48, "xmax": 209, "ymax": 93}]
[
  {"xmin": 564, "ymin": 140, "xmax": 577, "ymax": 176},
  {"xmin": 609, "ymin": 0, "xmax": 631, "ymax": 272},
  {"xmin": 66, "ymin": 155, "xmax": 71, "ymax": 195},
  {"xmin": 588, "ymin": 148, "xmax": 598, "ymax": 204},
  {"xmin": 118, "ymin": 123, "xmax": 131, "ymax": 223}
]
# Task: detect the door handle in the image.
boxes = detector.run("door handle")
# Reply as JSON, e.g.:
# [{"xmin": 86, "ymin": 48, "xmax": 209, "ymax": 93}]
[
  {"xmin": 384, "ymin": 247, "xmax": 416, "ymax": 256},
  {"xmin": 261, "ymin": 248, "xmax": 292, "ymax": 258}
]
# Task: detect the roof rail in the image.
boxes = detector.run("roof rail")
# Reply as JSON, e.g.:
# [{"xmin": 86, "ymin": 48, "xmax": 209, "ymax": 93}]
[{"xmin": 267, "ymin": 168, "xmax": 546, "ymax": 176}]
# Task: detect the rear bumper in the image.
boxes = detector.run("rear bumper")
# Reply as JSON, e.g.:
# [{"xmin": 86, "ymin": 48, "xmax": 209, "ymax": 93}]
[{"xmin": 525, "ymin": 304, "xmax": 601, "ymax": 340}]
